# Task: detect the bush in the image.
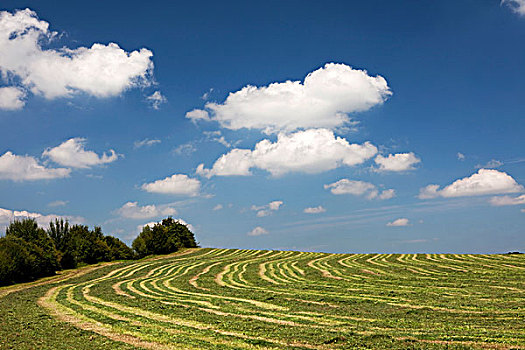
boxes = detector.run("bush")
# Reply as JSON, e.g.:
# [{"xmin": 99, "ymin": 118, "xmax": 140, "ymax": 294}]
[
  {"xmin": 132, "ymin": 218, "xmax": 197, "ymax": 258},
  {"xmin": 0, "ymin": 236, "xmax": 34, "ymax": 285}
]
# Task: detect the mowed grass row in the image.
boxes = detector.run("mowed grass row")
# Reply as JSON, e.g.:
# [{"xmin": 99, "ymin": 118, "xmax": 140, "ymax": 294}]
[{"xmin": 1, "ymin": 249, "xmax": 524, "ymax": 349}]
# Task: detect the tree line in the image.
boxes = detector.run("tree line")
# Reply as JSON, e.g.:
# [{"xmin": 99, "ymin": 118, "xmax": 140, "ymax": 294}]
[{"xmin": 0, "ymin": 217, "xmax": 197, "ymax": 286}]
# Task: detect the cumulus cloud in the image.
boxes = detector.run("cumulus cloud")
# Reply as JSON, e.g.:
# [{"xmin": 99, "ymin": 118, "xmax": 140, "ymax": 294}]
[
  {"xmin": 203, "ymin": 131, "xmax": 231, "ymax": 148},
  {"xmin": 0, "ymin": 151, "xmax": 70, "ymax": 181},
  {"xmin": 457, "ymin": 152, "xmax": 465, "ymax": 161},
  {"xmin": 324, "ymin": 178, "xmax": 394, "ymax": 200},
  {"xmin": 43, "ymin": 138, "xmax": 118, "ymax": 168},
  {"xmin": 247, "ymin": 226, "xmax": 268, "ymax": 236},
  {"xmin": 251, "ymin": 200, "xmax": 283, "ymax": 217},
  {"xmin": 303, "ymin": 206, "xmax": 326, "ymax": 214},
  {"xmin": 186, "ymin": 109, "xmax": 211, "ymax": 123},
  {"xmin": 419, "ymin": 169, "xmax": 524, "ymax": 199},
  {"xmin": 196, "ymin": 128, "xmax": 377, "ymax": 178},
  {"xmin": 141, "ymin": 174, "xmax": 201, "ymax": 196},
  {"xmin": 0, "ymin": 207, "xmax": 83, "ymax": 231},
  {"xmin": 116, "ymin": 201, "xmax": 177, "ymax": 220},
  {"xmin": 502, "ymin": 0, "xmax": 525, "ymax": 16},
  {"xmin": 0, "ymin": 8, "xmax": 153, "ymax": 105},
  {"xmin": 187, "ymin": 63, "xmax": 391, "ymax": 134},
  {"xmin": 374, "ymin": 152, "xmax": 421, "ymax": 172},
  {"xmin": 387, "ymin": 218, "xmax": 410, "ymax": 227},
  {"xmin": 489, "ymin": 194, "xmax": 525, "ymax": 206},
  {"xmin": 378, "ymin": 188, "xmax": 396, "ymax": 200},
  {"xmin": 0, "ymin": 86, "xmax": 26, "ymax": 110},
  {"xmin": 146, "ymin": 91, "xmax": 167, "ymax": 110},
  {"xmin": 134, "ymin": 138, "xmax": 161, "ymax": 149}
]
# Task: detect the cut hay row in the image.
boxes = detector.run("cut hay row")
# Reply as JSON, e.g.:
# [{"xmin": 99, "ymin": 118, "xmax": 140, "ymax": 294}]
[{"xmin": 32, "ymin": 248, "xmax": 525, "ymax": 349}]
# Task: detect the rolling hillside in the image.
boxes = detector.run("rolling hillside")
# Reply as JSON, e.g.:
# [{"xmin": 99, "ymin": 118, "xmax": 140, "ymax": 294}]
[{"xmin": 1, "ymin": 248, "xmax": 524, "ymax": 349}]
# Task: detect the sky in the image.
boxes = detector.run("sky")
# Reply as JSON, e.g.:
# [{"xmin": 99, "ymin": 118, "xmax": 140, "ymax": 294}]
[{"xmin": 0, "ymin": 0, "xmax": 524, "ymax": 253}]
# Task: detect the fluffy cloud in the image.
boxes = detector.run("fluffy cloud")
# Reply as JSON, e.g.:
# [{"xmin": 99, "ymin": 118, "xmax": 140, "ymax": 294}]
[
  {"xmin": 378, "ymin": 189, "xmax": 396, "ymax": 200},
  {"xmin": 43, "ymin": 138, "xmax": 118, "ymax": 168},
  {"xmin": 303, "ymin": 206, "xmax": 326, "ymax": 214},
  {"xmin": 213, "ymin": 204, "xmax": 223, "ymax": 211},
  {"xmin": 489, "ymin": 194, "xmax": 525, "ymax": 206},
  {"xmin": 146, "ymin": 91, "xmax": 167, "ymax": 110},
  {"xmin": 187, "ymin": 63, "xmax": 391, "ymax": 134},
  {"xmin": 324, "ymin": 178, "xmax": 394, "ymax": 200},
  {"xmin": 196, "ymin": 128, "xmax": 378, "ymax": 178},
  {"xmin": 457, "ymin": 152, "xmax": 465, "ymax": 161},
  {"xmin": 502, "ymin": 0, "xmax": 525, "ymax": 16},
  {"xmin": 419, "ymin": 169, "xmax": 524, "ymax": 199},
  {"xmin": 0, "ymin": 151, "xmax": 70, "ymax": 181},
  {"xmin": 387, "ymin": 218, "xmax": 410, "ymax": 227},
  {"xmin": 134, "ymin": 138, "xmax": 161, "ymax": 149},
  {"xmin": 116, "ymin": 201, "xmax": 177, "ymax": 220},
  {"xmin": 0, "ymin": 87, "xmax": 25, "ymax": 110},
  {"xmin": 48, "ymin": 200, "xmax": 68, "ymax": 207},
  {"xmin": 251, "ymin": 200, "xmax": 283, "ymax": 217},
  {"xmin": 0, "ymin": 9, "xmax": 153, "ymax": 104},
  {"xmin": 0, "ymin": 207, "xmax": 83, "ymax": 231},
  {"xmin": 374, "ymin": 152, "xmax": 421, "ymax": 172},
  {"xmin": 186, "ymin": 109, "xmax": 210, "ymax": 122},
  {"xmin": 141, "ymin": 174, "xmax": 201, "ymax": 196},
  {"xmin": 247, "ymin": 226, "xmax": 268, "ymax": 236}
]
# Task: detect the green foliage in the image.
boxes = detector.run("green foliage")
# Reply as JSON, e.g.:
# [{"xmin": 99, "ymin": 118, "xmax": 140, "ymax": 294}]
[
  {"xmin": 132, "ymin": 217, "xmax": 197, "ymax": 258},
  {"xmin": 5, "ymin": 219, "xmax": 59, "ymax": 277},
  {"xmin": 104, "ymin": 235, "xmax": 135, "ymax": 260},
  {"xmin": 0, "ymin": 236, "xmax": 34, "ymax": 285}
]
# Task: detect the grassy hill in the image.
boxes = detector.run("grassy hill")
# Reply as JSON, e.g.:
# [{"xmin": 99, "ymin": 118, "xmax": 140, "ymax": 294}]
[{"xmin": 0, "ymin": 248, "xmax": 523, "ymax": 349}]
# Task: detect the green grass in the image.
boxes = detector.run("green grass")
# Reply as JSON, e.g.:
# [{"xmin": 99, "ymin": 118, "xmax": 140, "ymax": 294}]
[{"xmin": 1, "ymin": 249, "xmax": 524, "ymax": 349}]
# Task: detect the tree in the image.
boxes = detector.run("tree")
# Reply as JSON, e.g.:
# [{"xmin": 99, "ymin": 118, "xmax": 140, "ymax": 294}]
[
  {"xmin": 104, "ymin": 236, "xmax": 135, "ymax": 260},
  {"xmin": 5, "ymin": 219, "xmax": 59, "ymax": 277},
  {"xmin": 0, "ymin": 236, "xmax": 34, "ymax": 285},
  {"xmin": 132, "ymin": 218, "xmax": 197, "ymax": 258}
]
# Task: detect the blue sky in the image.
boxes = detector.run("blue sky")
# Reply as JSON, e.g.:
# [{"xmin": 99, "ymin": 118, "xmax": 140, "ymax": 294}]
[{"xmin": 0, "ymin": 0, "xmax": 524, "ymax": 253}]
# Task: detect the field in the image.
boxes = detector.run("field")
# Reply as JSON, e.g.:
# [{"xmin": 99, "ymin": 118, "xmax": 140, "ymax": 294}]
[{"xmin": 0, "ymin": 248, "xmax": 524, "ymax": 349}]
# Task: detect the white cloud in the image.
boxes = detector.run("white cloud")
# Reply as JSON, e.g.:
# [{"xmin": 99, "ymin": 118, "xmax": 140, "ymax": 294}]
[
  {"xmin": 141, "ymin": 174, "xmax": 201, "ymax": 196},
  {"xmin": 48, "ymin": 200, "xmax": 68, "ymax": 207},
  {"xmin": 213, "ymin": 204, "xmax": 223, "ymax": 211},
  {"xmin": 146, "ymin": 91, "xmax": 167, "ymax": 110},
  {"xmin": 201, "ymin": 88, "xmax": 214, "ymax": 100},
  {"xmin": 188, "ymin": 63, "xmax": 391, "ymax": 134},
  {"xmin": 196, "ymin": 128, "xmax": 377, "ymax": 178},
  {"xmin": 251, "ymin": 200, "xmax": 283, "ymax": 217},
  {"xmin": 387, "ymin": 218, "xmax": 410, "ymax": 227},
  {"xmin": 374, "ymin": 152, "xmax": 421, "ymax": 172},
  {"xmin": 476, "ymin": 159, "xmax": 503, "ymax": 169},
  {"xmin": 186, "ymin": 109, "xmax": 211, "ymax": 122},
  {"xmin": 247, "ymin": 226, "xmax": 268, "ymax": 236},
  {"xmin": 0, "ymin": 207, "xmax": 83, "ymax": 232},
  {"xmin": 43, "ymin": 138, "xmax": 118, "ymax": 168},
  {"xmin": 489, "ymin": 194, "xmax": 525, "ymax": 206},
  {"xmin": 0, "ymin": 151, "xmax": 70, "ymax": 181},
  {"xmin": 0, "ymin": 86, "xmax": 25, "ymax": 110},
  {"xmin": 134, "ymin": 138, "xmax": 161, "ymax": 149},
  {"xmin": 203, "ymin": 131, "xmax": 231, "ymax": 148},
  {"xmin": 324, "ymin": 179, "xmax": 394, "ymax": 200},
  {"xmin": 419, "ymin": 169, "xmax": 524, "ymax": 199},
  {"xmin": 136, "ymin": 218, "xmax": 195, "ymax": 233},
  {"xmin": 378, "ymin": 188, "xmax": 396, "ymax": 200},
  {"xmin": 502, "ymin": 0, "xmax": 525, "ymax": 16},
  {"xmin": 303, "ymin": 206, "xmax": 326, "ymax": 214},
  {"xmin": 116, "ymin": 201, "xmax": 177, "ymax": 220},
  {"xmin": 457, "ymin": 152, "xmax": 465, "ymax": 161},
  {"xmin": 0, "ymin": 9, "xmax": 153, "ymax": 104},
  {"xmin": 173, "ymin": 142, "xmax": 197, "ymax": 156}
]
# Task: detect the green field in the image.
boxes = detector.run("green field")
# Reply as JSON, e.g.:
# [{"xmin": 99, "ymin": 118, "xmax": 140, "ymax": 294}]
[{"xmin": 0, "ymin": 248, "xmax": 524, "ymax": 349}]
